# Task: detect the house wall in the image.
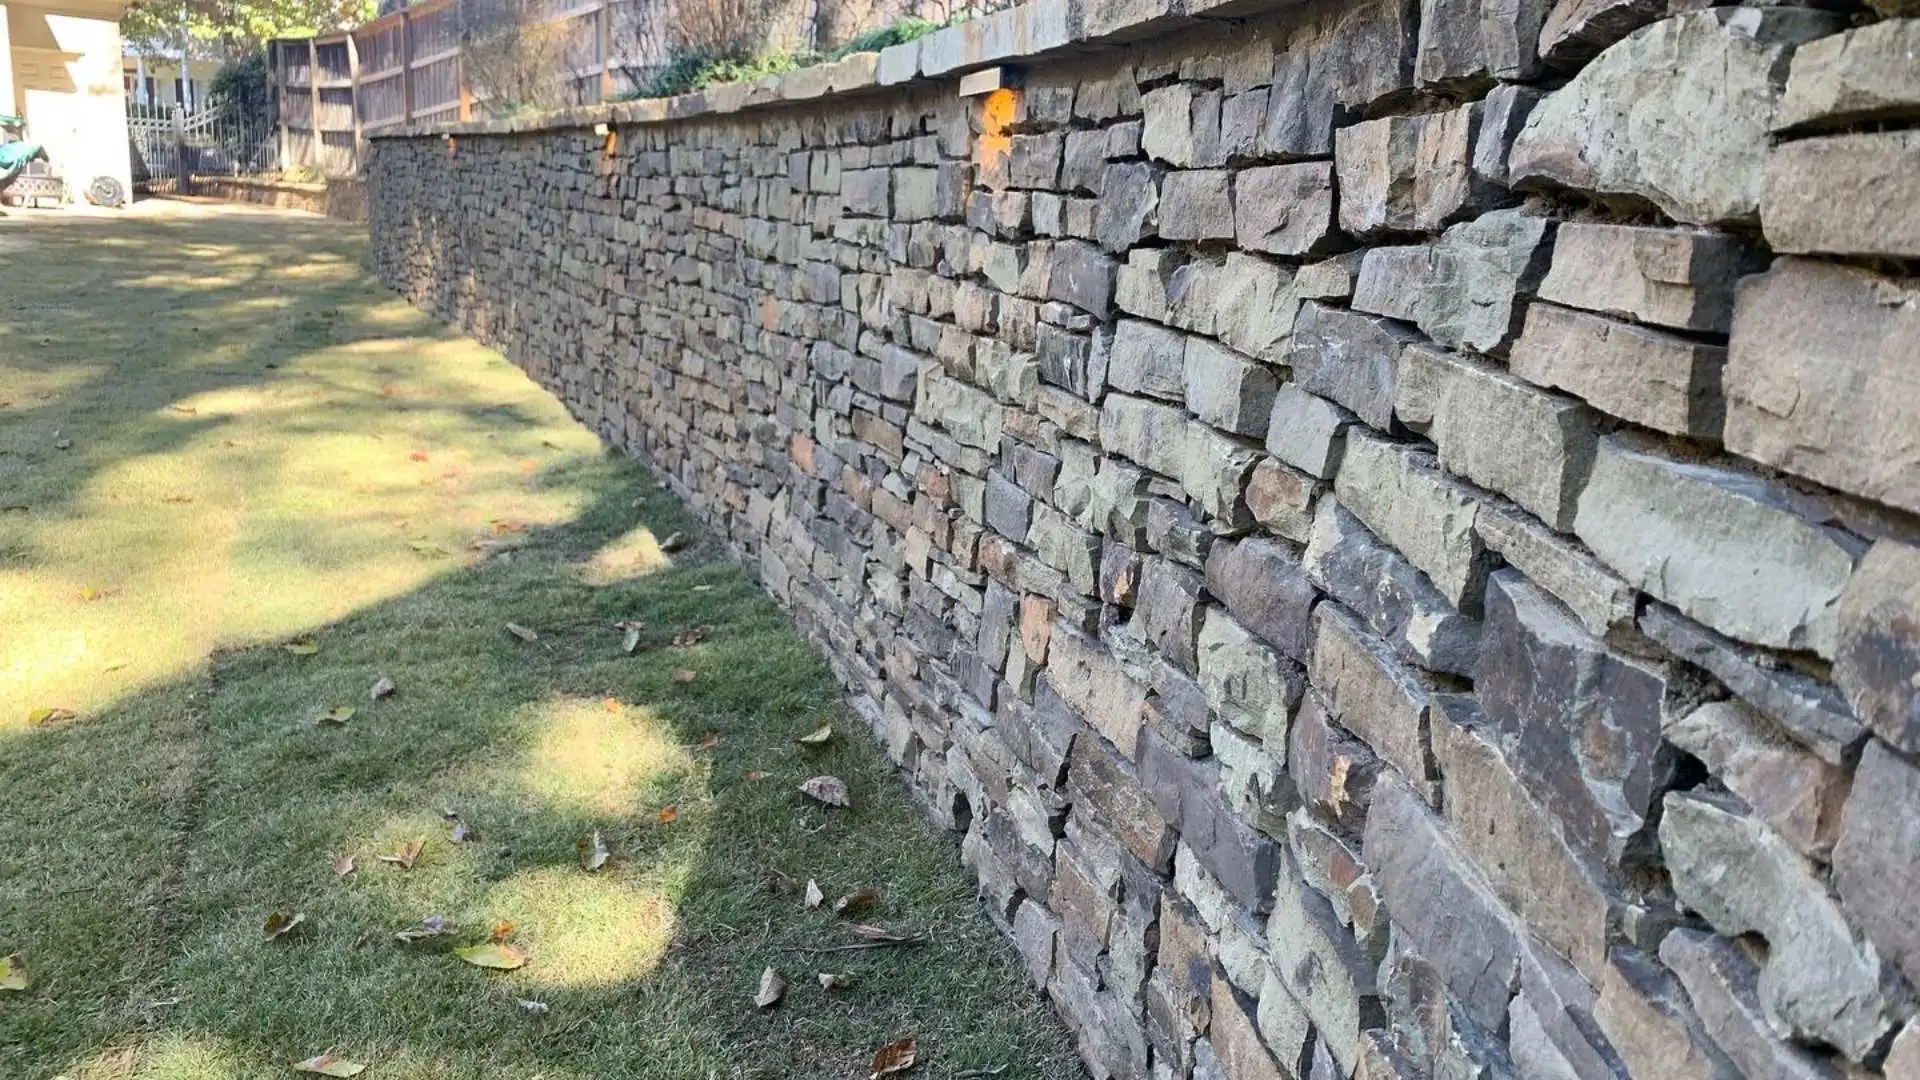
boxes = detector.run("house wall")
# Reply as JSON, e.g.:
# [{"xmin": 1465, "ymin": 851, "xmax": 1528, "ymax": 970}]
[
  {"xmin": 7, "ymin": 0, "xmax": 130, "ymax": 199},
  {"xmin": 366, "ymin": 2, "xmax": 1920, "ymax": 1077}
]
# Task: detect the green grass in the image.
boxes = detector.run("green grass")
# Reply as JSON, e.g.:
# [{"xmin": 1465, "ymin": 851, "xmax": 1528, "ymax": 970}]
[{"xmin": 0, "ymin": 204, "xmax": 1080, "ymax": 1080}]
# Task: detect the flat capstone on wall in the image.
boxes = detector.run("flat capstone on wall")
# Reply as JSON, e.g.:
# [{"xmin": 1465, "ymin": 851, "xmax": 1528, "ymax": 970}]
[{"xmin": 364, "ymin": 0, "xmax": 1920, "ymax": 1075}]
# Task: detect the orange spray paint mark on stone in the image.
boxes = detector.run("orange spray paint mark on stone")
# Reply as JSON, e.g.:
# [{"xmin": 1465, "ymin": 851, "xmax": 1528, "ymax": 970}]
[{"xmin": 974, "ymin": 87, "xmax": 1019, "ymax": 191}]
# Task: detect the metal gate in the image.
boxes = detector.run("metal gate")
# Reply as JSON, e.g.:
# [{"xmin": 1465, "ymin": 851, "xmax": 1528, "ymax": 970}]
[{"xmin": 127, "ymin": 102, "xmax": 279, "ymax": 194}]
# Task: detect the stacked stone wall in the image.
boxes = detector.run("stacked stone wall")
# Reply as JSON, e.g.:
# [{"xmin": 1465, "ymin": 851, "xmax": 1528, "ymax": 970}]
[{"xmin": 366, "ymin": 3, "xmax": 1920, "ymax": 1075}]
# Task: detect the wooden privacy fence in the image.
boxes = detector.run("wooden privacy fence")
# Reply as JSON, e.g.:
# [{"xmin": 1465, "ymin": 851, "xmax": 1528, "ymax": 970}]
[{"xmin": 273, "ymin": 0, "xmax": 620, "ymax": 178}]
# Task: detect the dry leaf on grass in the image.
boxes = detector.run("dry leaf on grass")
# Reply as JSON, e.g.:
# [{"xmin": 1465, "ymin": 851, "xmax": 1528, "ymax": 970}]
[
  {"xmin": 656, "ymin": 807, "xmax": 679, "ymax": 825},
  {"xmin": 449, "ymin": 821, "xmax": 473, "ymax": 843},
  {"xmin": 316, "ymin": 706, "xmax": 356, "ymax": 727},
  {"xmin": 27, "ymin": 707, "xmax": 75, "ymax": 726},
  {"xmin": 745, "ymin": 770, "xmax": 770, "ymax": 781},
  {"xmin": 817, "ymin": 971, "xmax": 853, "ymax": 990},
  {"xmin": 517, "ymin": 999, "xmax": 550, "ymax": 1016},
  {"xmin": 0, "ymin": 954, "xmax": 27, "ymax": 991},
  {"xmin": 263, "ymin": 912, "xmax": 306, "ymax": 941},
  {"xmin": 394, "ymin": 916, "xmax": 456, "ymax": 943},
  {"xmin": 869, "ymin": 1036, "xmax": 918, "ymax": 1078},
  {"xmin": 619, "ymin": 624, "xmax": 643, "ymax": 654},
  {"xmin": 672, "ymin": 669, "xmax": 698, "ymax": 684},
  {"xmin": 852, "ymin": 925, "xmax": 917, "ymax": 943},
  {"xmin": 754, "ymin": 966, "xmax": 787, "ymax": 1009},
  {"xmin": 796, "ymin": 723, "xmax": 833, "ymax": 747},
  {"xmin": 282, "ymin": 639, "xmax": 319, "ymax": 655},
  {"xmin": 834, "ymin": 888, "xmax": 880, "ymax": 916},
  {"xmin": 671, "ymin": 627, "xmax": 706, "ymax": 648},
  {"xmin": 293, "ymin": 1054, "xmax": 367, "ymax": 1077},
  {"xmin": 766, "ymin": 868, "xmax": 800, "ymax": 894},
  {"xmin": 804, "ymin": 879, "xmax": 825, "ymax": 909},
  {"xmin": 578, "ymin": 831, "xmax": 610, "ymax": 872},
  {"xmin": 455, "ymin": 942, "xmax": 528, "ymax": 971},
  {"xmin": 409, "ymin": 451, "xmax": 430, "ymax": 462},
  {"xmin": 407, "ymin": 541, "xmax": 449, "ymax": 558},
  {"xmin": 368, "ymin": 676, "xmax": 396, "ymax": 701},
  {"xmin": 504, "ymin": 622, "xmax": 539, "ymax": 643},
  {"xmin": 333, "ymin": 854, "xmax": 357, "ymax": 877},
  {"xmin": 659, "ymin": 531, "xmax": 687, "ymax": 553},
  {"xmin": 489, "ymin": 921, "xmax": 515, "ymax": 943},
  {"xmin": 695, "ymin": 732, "xmax": 722, "ymax": 751},
  {"xmin": 800, "ymin": 776, "xmax": 851, "ymax": 808},
  {"xmin": 377, "ymin": 841, "xmax": 423, "ymax": 870}
]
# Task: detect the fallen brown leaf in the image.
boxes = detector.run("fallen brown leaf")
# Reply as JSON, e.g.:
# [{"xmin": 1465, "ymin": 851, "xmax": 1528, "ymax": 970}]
[
  {"xmin": 517, "ymin": 998, "xmax": 550, "ymax": 1016},
  {"xmin": 578, "ymin": 830, "xmax": 610, "ymax": 872},
  {"xmin": 602, "ymin": 697, "xmax": 622, "ymax": 712},
  {"xmin": 656, "ymin": 806, "xmax": 679, "ymax": 825},
  {"xmin": 835, "ymin": 887, "xmax": 881, "ymax": 916},
  {"xmin": 796, "ymin": 723, "xmax": 833, "ymax": 747},
  {"xmin": 745, "ymin": 770, "xmax": 770, "ymax": 781},
  {"xmin": 766, "ymin": 868, "xmax": 800, "ymax": 894},
  {"xmin": 450, "ymin": 821, "xmax": 473, "ymax": 843},
  {"xmin": 0, "ymin": 954, "xmax": 27, "ymax": 991},
  {"xmin": 869, "ymin": 1036, "xmax": 918, "ymax": 1078},
  {"xmin": 293, "ymin": 1054, "xmax": 367, "ymax": 1077},
  {"xmin": 333, "ymin": 854, "xmax": 357, "ymax": 877},
  {"xmin": 817, "ymin": 971, "xmax": 853, "ymax": 990},
  {"xmin": 672, "ymin": 668, "xmax": 698, "ymax": 684},
  {"xmin": 620, "ymin": 625, "xmax": 643, "ymax": 654},
  {"xmin": 489, "ymin": 920, "xmax": 515, "ymax": 943},
  {"xmin": 368, "ymin": 676, "xmax": 396, "ymax": 701},
  {"xmin": 800, "ymin": 776, "xmax": 851, "ymax": 808},
  {"xmin": 316, "ymin": 706, "xmax": 356, "ymax": 726},
  {"xmin": 455, "ymin": 942, "xmax": 528, "ymax": 970},
  {"xmin": 282, "ymin": 639, "xmax": 319, "ymax": 656},
  {"xmin": 754, "ymin": 966, "xmax": 787, "ymax": 1009},
  {"xmin": 377, "ymin": 841, "xmax": 423, "ymax": 870},
  {"xmin": 263, "ymin": 911, "xmax": 306, "ymax": 940},
  {"xmin": 804, "ymin": 879, "xmax": 825, "ymax": 909},
  {"xmin": 409, "ymin": 451, "xmax": 430, "ymax": 462},
  {"xmin": 694, "ymin": 731, "xmax": 721, "ymax": 751},
  {"xmin": 671, "ymin": 627, "xmax": 706, "ymax": 647},
  {"xmin": 852, "ymin": 925, "xmax": 917, "ymax": 943},
  {"xmin": 504, "ymin": 622, "xmax": 539, "ymax": 642},
  {"xmin": 27, "ymin": 707, "xmax": 76, "ymax": 726}
]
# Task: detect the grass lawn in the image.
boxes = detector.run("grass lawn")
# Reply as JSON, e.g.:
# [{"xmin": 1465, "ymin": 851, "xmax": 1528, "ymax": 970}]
[{"xmin": 0, "ymin": 203, "xmax": 1080, "ymax": 1080}]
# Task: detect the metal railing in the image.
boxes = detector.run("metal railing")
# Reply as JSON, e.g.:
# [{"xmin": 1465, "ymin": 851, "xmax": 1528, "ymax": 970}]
[{"xmin": 127, "ymin": 101, "xmax": 280, "ymax": 194}]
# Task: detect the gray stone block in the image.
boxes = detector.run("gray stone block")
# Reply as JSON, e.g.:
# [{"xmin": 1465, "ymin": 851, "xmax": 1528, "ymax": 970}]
[
  {"xmin": 1762, "ymin": 131, "xmax": 1920, "ymax": 260},
  {"xmin": 1233, "ymin": 162, "xmax": 1338, "ymax": 257},
  {"xmin": 1509, "ymin": 8, "xmax": 1843, "ymax": 225},
  {"xmin": 1095, "ymin": 162, "xmax": 1163, "ymax": 254},
  {"xmin": 1303, "ymin": 499, "xmax": 1483, "ymax": 677},
  {"xmin": 1660, "ymin": 929, "xmax": 1845, "ymax": 1080},
  {"xmin": 1184, "ymin": 336, "xmax": 1277, "ymax": 436},
  {"xmin": 1593, "ymin": 946, "xmax": 1742, "ymax": 1080},
  {"xmin": 1510, "ymin": 303, "xmax": 1726, "ymax": 439},
  {"xmin": 1288, "ymin": 301, "xmax": 1424, "ymax": 432},
  {"xmin": 1160, "ymin": 170, "xmax": 1236, "ymax": 241},
  {"xmin": 1538, "ymin": 222, "xmax": 1750, "ymax": 334},
  {"xmin": 1776, "ymin": 18, "xmax": 1920, "ymax": 131},
  {"xmin": 1265, "ymin": 384, "xmax": 1351, "ymax": 481},
  {"xmin": 1416, "ymin": 0, "xmax": 1550, "ymax": 87},
  {"xmin": 1197, "ymin": 605, "xmax": 1301, "ymax": 746},
  {"xmin": 1666, "ymin": 699, "xmax": 1847, "ymax": 859},
  {"xmin": 1310, "ymin": 603, "xmax": 1430, "ymax": 789},
  {"xmin": 1205, "ymin": 537, "xmax": 1318, "ymax": 662},
  {"xmin": 1835, "ymin": 539, "xmax": 1920, "ymax": 756},
  {"xmin": 1832, "ymin": 739, "xmax": 1920, "ymax": 994},
  {"xmin": 1335, "ymin": 429, "xmax": 1494, "ymax": 615},
  {"xmin": 1109, "ymin": 318, "xmax": 1187, "ymax": 402},
  {"xmin": 1573, "ymin": 436, "xmax": 1861, "ymax": 659},
  {"xmin": 1661, "ymin": 790, "xmax": 1900, "ymax": 1058},
  {"xmin": 1724, "ymin": 258, "xmax": 1920, "ymax": 516},
  {"xmin": 1134, "ymin": 557, "xmax": 1207, "ymax": 674},
  {"xmin": 1335, "ymin": 103, "xmax": 1489, "ymax": 235}
]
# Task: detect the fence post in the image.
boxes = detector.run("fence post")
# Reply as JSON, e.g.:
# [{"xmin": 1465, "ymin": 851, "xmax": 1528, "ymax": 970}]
[
  {"xmin": 598, "ymin": 1, "xmax": 612, "ymax": 102},
  {"xmin": 347, "ymin": 30, "xmax": 364, "ymax": 173},
  {"xmin": 274, "ymin": 41, "xmax": 291, "ymax": 172},
  {"xmin": 171, "ymin": 103, "xmax": 195, "ymax": 195},
  {"xmin": 308, "ymin": 38, "xmax": 322, "ymax": 172},
  {"xmin": 400, "ymin": 9, "xmax": 414, "ymax": 124},
  {"xmin": 458, "ymin": 51, "xmax": 472, "ymax": 122}
]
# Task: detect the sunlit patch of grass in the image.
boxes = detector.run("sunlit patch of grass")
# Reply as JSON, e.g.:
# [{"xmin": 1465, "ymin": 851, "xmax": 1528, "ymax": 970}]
[
  {"xmin": 516, "ymin": 698, "xmax": 692, "ymax": 815},
  {"xmin": 574, "ymin": 524, "xmax": 672, "ymax": 586},
  {"xmin": 486, "ymin": 866, "xmax": 681, "ymax": 988}
]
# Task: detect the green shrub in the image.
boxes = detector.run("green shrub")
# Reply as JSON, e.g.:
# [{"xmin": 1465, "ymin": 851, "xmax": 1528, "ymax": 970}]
[{"xmin": 621, "ymin": 13, "xmax": 955, "ymax": 101}]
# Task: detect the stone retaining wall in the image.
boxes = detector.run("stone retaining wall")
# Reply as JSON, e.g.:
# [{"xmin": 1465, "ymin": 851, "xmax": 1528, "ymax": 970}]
[{"xmin": 365, "ymin": 2, "xmax": 1920, "ymax": 1075}]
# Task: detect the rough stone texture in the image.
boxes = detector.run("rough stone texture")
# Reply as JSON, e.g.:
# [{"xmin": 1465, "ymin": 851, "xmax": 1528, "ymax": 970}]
[
  {"xmin": 1661, "ymin": 791, "xmax": 1900, "ymax": 1058},
  {"xmin": 1574, "ymin": 437, "xmax": 1860, "ymax": 660},
  {"xmin": 1509, "ymin": 302, "xmax": 1726, "ymax": 439},
  {"xmin": 1660, "ymin": 929, "xmax": 1846, "ymax": 1080},
  {"xmin": 1509, "ymin": 8, "xmax": 1843, "ymax": 226},
  {"xmin": 1831, "ymin": 739, "xmax": 1920, "ymax": 992},
  {"xmin": 1836, "ymin": 540, "xmax": 1920, "ymax": 756},
  {"xmin": 369, "ymin": 6, "xmax": 1920, "ymax": 1073},
  {"xmin": 1537, "ymin": 222, "xmax": 1750, "ymax": 333},
  {"xmin": 1762, "ymin": 132, "xmax": 1920, "ymax": 260},
  {"xmin": 1776, "ymin": 19, "xmax": 1920, "ymax": 132},
  {"xmin": 1724, "ymin": 258, "xmax": 1920, "ymax": 517},
  {"xmin": 1664, "ymin": 699, "xmax": 1848, "ymax": 859}
]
